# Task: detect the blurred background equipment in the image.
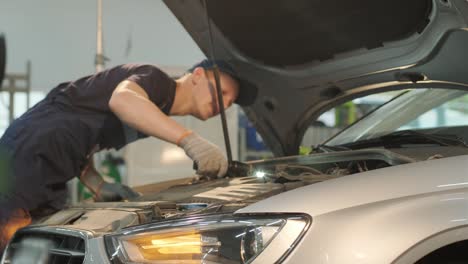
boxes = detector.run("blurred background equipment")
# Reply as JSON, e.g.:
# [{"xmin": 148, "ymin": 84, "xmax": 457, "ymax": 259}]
[
  {"xmin": 95, "ymin": 0, "xmax": 107, "ymax": 72},
  {"xmin": 78, "ymin": 153, "xmax": 125, "ymax": 201},
  {"xmin": 0, "ymin": 61, "xmax": 31, "ymax": 124},
  {"xmin": 335, "ymin": 101, "xmax": 358, "ymax": 127},
  {"xmin": 0, "ymin": 34, "xmax": 5, "ymax": 89}
]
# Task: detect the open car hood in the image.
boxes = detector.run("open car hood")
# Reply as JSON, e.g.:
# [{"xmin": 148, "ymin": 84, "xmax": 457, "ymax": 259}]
[{"xmin": 164, "ymin": 0, "xmax": 468, "ymax": 156}]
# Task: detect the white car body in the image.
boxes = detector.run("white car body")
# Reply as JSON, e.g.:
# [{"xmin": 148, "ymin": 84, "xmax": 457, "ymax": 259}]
[
  {"xmin": 4, "ymin": 0, "xmax": 468, "ymax": 263},
  {"xmin": 241, "ymin": 155, "xmax": 468, "ymax": 263}
]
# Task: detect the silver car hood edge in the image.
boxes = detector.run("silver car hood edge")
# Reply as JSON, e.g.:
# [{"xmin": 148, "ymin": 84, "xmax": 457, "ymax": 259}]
[{"xmin": 237, "ymin": 155, "xmax": 468, "ymax": 216}]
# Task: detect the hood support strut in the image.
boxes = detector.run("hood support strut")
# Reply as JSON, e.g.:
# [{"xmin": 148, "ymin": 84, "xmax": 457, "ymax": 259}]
[{"xmin": 203, "ymin": 0, "xmax": 233, "ymax": 163}]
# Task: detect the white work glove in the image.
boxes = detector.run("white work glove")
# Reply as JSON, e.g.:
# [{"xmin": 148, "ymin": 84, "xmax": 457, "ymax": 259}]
[{"xmin": 179, "ymin": 132, "xmax": 228, "ymax": 178}]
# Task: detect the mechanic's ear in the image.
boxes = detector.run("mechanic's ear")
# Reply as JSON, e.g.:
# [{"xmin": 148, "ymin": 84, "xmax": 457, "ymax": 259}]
[{"xmin": 191, "ymin": 67, "xmax": 205, "ymax": 85}]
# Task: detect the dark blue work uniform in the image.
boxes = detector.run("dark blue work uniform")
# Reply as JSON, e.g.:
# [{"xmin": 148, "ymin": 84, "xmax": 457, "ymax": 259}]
[{"xmin": 0, "ymin": 64, "xmax": 176, "ymax": 220}]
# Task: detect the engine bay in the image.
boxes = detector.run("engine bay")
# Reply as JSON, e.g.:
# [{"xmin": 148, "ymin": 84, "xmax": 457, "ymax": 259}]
[{"xmin": 36, "ymin": 146, "xmax": 468, "ymax": 233}]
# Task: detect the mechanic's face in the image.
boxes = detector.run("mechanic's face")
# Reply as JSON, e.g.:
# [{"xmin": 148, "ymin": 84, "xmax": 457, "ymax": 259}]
[{"xmin": 191, "ymin": 67, "xmax": 239, "ymax": 120}]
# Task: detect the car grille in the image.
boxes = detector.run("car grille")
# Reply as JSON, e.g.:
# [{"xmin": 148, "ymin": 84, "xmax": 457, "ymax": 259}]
[{"xmin": 3, "ymin": 229, "xmax": 86, "ymax": 264}]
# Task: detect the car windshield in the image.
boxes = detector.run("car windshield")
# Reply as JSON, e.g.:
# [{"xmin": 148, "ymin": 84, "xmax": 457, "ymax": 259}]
[{"xmin": 326, "ymin": 88, "xmax": 468, "ymax": 146}]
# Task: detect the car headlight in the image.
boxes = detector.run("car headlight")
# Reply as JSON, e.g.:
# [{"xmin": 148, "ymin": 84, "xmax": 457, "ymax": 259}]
[{"xmin": 105, "ymin": 214, "xmax": 310, "ymax": 264}]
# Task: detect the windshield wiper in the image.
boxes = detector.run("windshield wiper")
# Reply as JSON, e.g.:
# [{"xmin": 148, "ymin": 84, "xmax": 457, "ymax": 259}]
[
  {"xmin": 312, "ymin": 144, "xmax": 351, "ymax": 153},
  {"xmin": 339, "ymin": 129, "xmax": 468, "ymax": 149}
]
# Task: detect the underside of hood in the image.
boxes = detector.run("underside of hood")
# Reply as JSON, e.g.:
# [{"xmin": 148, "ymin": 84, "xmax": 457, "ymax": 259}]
[
  {"xmin": 202, "ymin": 1, "xmax": 432, "ymax": 66},
  {"xmin": 164, "ymin": 0, "xmax": 468, "ymax": 156}
]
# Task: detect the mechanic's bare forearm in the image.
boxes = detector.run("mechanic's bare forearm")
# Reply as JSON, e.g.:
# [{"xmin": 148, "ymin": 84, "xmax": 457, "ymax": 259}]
[{"xmin": 109, "ymin": 82, "xmax": 187, "ymax": 144}]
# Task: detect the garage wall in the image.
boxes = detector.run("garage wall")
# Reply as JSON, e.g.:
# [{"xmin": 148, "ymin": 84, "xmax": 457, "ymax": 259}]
[
  {"xmin": 0, "ymin": 0, "xmax": 239, "ymax": 187},
  {"xmin": 0, "ymin": 0, "xmax": 205, "ymax": 91}
]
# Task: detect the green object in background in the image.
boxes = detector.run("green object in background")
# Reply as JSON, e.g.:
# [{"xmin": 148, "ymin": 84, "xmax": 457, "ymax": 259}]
[
  {"xmin": 299, "ymin": 146, "xmax": 312, "ymax": 155},
  {"xmin": 100, "ymin": 155, "xmax": 123, "ymax": 184},
  {"xmin": 335, "ymin": 101, "xmax": 357, "ymax": 127},
  {"xmin": 77, "ymin": 181, "xmax": 93, "ymax": 201},
  {"xmin": 78, "ymin": 154, "xmax": 123, "ymax": 201}
]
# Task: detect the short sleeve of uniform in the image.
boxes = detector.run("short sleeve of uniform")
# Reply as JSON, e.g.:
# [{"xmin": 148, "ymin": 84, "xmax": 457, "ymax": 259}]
[{"xmin": 125, "ymin": 65, "xmax": 176, "ymax": 114}]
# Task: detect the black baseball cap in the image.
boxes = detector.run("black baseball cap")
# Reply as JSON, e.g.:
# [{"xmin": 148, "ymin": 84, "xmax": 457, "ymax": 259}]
[{"xmin": 188, "ymin": 59, "xmax": 257, "ymax": 106}]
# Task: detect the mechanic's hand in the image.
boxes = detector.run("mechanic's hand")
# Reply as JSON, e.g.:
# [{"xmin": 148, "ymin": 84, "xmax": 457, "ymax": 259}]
[
  {"xmin": 95, "ymin": 182, "xmax": 140, "ymax": 202},
  {"xmin": 180, "ymin": 132, "xmax": 228, "ymax": 178}
]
